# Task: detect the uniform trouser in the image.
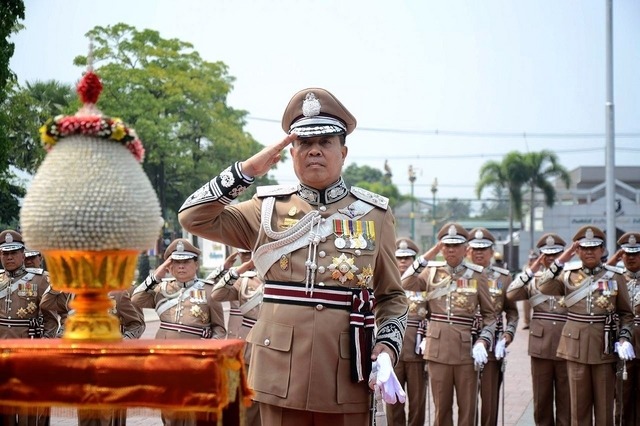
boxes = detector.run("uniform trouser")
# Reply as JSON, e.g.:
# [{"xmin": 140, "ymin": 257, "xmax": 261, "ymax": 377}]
[
  {"xmin": 1, "ymin": 407, "xmax": 50, "ymax": 426},
  {"xmin": 566, "ymin": 360, "xmax": 616, "ymax": 426},
  {"xmin": 531, "ymin": 357, "xmax": 570, "ymax": 426},
  {"xmin": 479, "ymin": 359, "xmax": 502, "ymax": 426},
  {"xmin": 259, "ymin": 403, "xmax": 368, "ymax": 426},
  {"xmin": 428, "ymin": 361, "xmax": 478, "ymax": 426},
  {"xmin": 245, "ymin": 401, "xmax": 261, "ymax": 426},
  {"xmin": 615, "ymin": 358, "xmax": 640, "ymax": 426},
  {"xmin": 385, "ymin": 359, "xmax": 427, "ymax": 426}
]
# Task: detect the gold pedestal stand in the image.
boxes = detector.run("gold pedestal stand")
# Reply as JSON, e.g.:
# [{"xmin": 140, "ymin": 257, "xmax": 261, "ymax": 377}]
[{"xmin": 43, "ymin": 250, "xmax": 139, "ymax": 341}]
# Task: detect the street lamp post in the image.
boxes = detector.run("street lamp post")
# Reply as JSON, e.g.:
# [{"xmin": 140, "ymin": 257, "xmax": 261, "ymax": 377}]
[
  {"xmin": 431, "ymin": 178, "xmax": 438, "ymax": 245},
  {"xmin": 409, "ymin": 165, "xmax": 417, "ymax": 241}
]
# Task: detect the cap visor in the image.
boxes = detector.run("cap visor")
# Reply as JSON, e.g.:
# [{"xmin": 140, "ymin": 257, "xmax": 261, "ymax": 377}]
[
  {"xmin": 441, "ymin": 237, "xmax": 466, "ymax": 244},
  {"xmin": 622, "ymin": 246, "xmax": 640, "ymax": 253},
  {"xmin": 170, "ymin": 252, "xmax": 197, "ymax": 260},
  {"xmin": 579, "ymin": 239, "xmax": 604, "ymax": 248},
  {"xmin": 0, "ymin": 244, "xmax": 24, "ymax": 252},
  {"xmin": 395, "ymin": 249, "xmax": 417, "ymax": 257},
  {"xmin": 469, "ymin": 240, "xmax": 492, "ymax": 249}
]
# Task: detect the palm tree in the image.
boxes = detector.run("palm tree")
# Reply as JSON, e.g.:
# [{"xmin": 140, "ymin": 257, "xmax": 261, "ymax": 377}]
[
  {"xmin": 521, "ymin": 150, "xmax": 571, "ymax": 249},
  {"xmin": 476, "ymin": 151, "xmax": 528, "ymax": 271}
]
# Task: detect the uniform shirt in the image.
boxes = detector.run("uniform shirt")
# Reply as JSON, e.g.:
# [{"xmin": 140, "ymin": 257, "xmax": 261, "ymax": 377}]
[
  {"xmin": 132, "ymin": 277, "xmax": 226, "ymax": 340},
  {"xmin": 402, "ymin": 260, "xmax": 496, "ymax": 365},
  {"xmin": 178, "ymin": 164, "xmax": 408, "ymax": 414},
  {"xmin": 399, "ymin": 290, "xmax": 427, "ymax": 362},
  {"xmin": 212, "ymin": 269, "xmax": 264, "ymax": 365},
  {"xmin": 508, "ymin": 266, "xmax": 568, "ymax": 360},
  {"xmin": 557, "ymin": 263, "xmax": 634, "ymax": 364},
  {"xmin": 622, "ymin": 269, "xmax": 640, "ymax": 353},
  {"xmin": 0, "ymin": 266, "xmax": 58, "ymax": 338}
]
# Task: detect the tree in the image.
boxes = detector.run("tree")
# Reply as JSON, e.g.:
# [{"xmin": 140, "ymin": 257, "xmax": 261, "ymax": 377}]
[
  {"xmin": 73, "ymin": 23, "xmax": 277, "ymax": 230},
  {"xmin": 476, "ymin": 151, "xmax": 528, "ymax": 271},
  {"xmin": 475, "ymin": 186, "xmax": 509, "ymax": 220},
  {"xmin": 0, "ymin": 0, "xmax": 25, "ymax": 227},
  {"xmin": 342, "ymin": 163, "xmax": 404, "ymax": 208},
  {"xmin": 437, "ymin": 198, "xmax": 471, "ymax": 222},
  {"xmin": 521, "ymin": 150, "xmax": 571, "ymax": 249}
]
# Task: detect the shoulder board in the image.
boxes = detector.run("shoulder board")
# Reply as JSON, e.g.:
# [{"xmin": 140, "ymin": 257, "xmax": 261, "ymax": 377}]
[
  {"xmin": 427, "ymin": 260, "xmax": 446, "ymax": 268},
  {"xmin": 490, "ymin": 266, "xmax": 510, "ymax": 276},
  {"xmin": 240, "ymin": 271, "xmax": 258, "ymax": 278},
  {"xmin": 464, "ymin": 262, "xmax": 484, "ymax": 273},
  {"xmin": 350, "ymin": 186, "xmax": 388, "ymax": 210},
  {"xmin": 25, "ymin": 267, "xmax": 44, "ymax": 275},
  {"xmin": 256, "ymin": 184, "xmax": 298, "ymax": 198},
  {"xmin": 199, "ymin": 279, "xmax": 215, "ymax": 286},
  {"xmin": 564, "ymin": 261, "xmax": 583, "ymax": 271},
  {"xmin": 604, "ymin": 264, "xmax": 624, "ymax": 274}
]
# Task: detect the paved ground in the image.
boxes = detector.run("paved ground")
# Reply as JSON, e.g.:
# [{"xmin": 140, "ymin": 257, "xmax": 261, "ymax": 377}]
[{"xmin": 50, "ymin": 303, "xmax": 538, "ymax": 425}]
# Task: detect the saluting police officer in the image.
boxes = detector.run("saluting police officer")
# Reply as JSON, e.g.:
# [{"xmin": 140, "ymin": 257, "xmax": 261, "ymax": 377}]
[
  {"xmin": 0, "ymin": 230, "xmax": 58, "ymax": 426},
  {"xmin": 507, "ymin": 233, "xmax": 572, "ymax": 426},
  {"xmin": 386, "ymin": 238, "xmax": 427, "ymax": 426},
  {"xmin": 553, "ymin": 226, "xmax": 634, "ymax": 426},
  {"xmin": 178, "ymin": 87, "xmax": 408, "ymax": 425},
  {"xmin": 608, "ymin": 231, "xmax": 640, "ymax": 426},
  {"xmin": 467, "ymin": 228, "xmax": 518, "ymax": 426},
  {"xmin": 402, "ymin": 222, "xmax": 496, "ymax": 426}
]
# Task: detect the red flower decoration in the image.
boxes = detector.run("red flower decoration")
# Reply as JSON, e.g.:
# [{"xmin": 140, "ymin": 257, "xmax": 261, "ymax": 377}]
[{"xmin": 77, "ymin": 71, "xmax": 103, "ymax": 105}]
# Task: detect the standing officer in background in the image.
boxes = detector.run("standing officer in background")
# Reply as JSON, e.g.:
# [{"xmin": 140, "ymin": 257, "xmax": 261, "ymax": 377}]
[
  {"xmin": 178, "ymin": 87, "xmax": 408, "ymax": 425},
  {"xmin": 0, "ymin": 230, "xmax": 58, "ymax": 426},
  {"xmin": 402, "ymin": 222, "xmax": 496, "ymax": 426},
  {"xmin": 552, "ymin": 226, "xmax": 634, "ymax": 426},
  {"xmin": 386, "ymin": 238, "xmax": 427, "ymax": 426},
  {"xmin": 507, "ymin": 233, "xmax": 572, "ymax": 426},
  {"xmin": 608, "ymin": 231, "xmax": 640, "ymax": 425},
  {"xmin": 467, "ymin": 228, "xmax": 518, "ymax": 426},
  {"xmin": 212, "ymin": 250, "xmax": 264, "ymax": 426},
  {"xmin": 132, "ymin": 238, "xmax": 226, "ymax": 426}
]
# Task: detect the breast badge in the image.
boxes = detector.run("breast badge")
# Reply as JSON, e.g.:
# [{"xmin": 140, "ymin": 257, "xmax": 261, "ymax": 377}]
[
  {"xmin": 328, "ymin": 253, "xmax": 359, "ymax": 284},
  {"xmin": 356, "ymin": 265, "xmax": 373, "ymax": 288},
  {"xmin": 189, "ymin": 305, "xmax": 210, "ymax": 323}
]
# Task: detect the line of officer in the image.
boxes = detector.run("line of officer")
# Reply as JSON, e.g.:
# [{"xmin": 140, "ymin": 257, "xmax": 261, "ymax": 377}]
[
  {"xmin": 507, "ymin": 233, "xmax": 571, "ymax": 426},
  {"xmin": 467, "ymin": 227, "xmax": 518, "ymax": 426},
  {"xmin": 548, "ymin": 225, "xmax": 635, "ymax": 426},
  {"xmin": 402, "ymin": 222, "xmax": 496, "ymax": 426},
  {"xmin": 608, "ymin": 231, "xmax": 640, "ymax": 426},
  {"xmin": 386, "ymin": 238, "xmax": 427, "ymax": 426},
  {"xmin": 0, "ymin": 230, "xmax": 58, "ymax": 426}
]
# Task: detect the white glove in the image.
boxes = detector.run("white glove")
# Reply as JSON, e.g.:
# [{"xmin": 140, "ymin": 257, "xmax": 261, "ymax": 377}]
[
  {"xmin": 494, "ymin": 337, "xmax": 507, "ymax": 360},
  {"xmin": 472, "ymin": 342, "xmax": 488, "ymax": 367},
  {"xmin": 419, "ymin": 338, "xmax": 426, "ymax": 355},
  {"xmin": 615, "ymin": 341, "xmax": 636, "ymax": 361},
  {"xmin": 371, "ymin": 352, "xmax": 406, "ymax": 404}
]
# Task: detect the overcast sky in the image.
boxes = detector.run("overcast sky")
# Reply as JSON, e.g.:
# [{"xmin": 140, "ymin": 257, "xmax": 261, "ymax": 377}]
[{"xmin": 10, "ymin": 0, "xmax": 640, "ymax": 207}]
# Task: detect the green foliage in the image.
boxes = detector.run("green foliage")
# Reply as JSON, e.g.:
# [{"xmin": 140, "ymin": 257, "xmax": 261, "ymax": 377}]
[
  {"xmin": 72, "ymin": 23, "xmax": 277, "ymax": 227},
  {"xmin": 437, "ymin": 198, "xmax": 471, "ymax": 221},
  {"xmin": 343, "ymin": 163, "xmax": 403, "ymax": 208}
]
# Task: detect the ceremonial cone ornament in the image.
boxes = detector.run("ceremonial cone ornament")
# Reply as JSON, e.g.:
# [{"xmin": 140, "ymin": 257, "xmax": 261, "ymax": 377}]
[{"xmin": 20, "ymin": 58, "xmax": 162, "ymax": 341}]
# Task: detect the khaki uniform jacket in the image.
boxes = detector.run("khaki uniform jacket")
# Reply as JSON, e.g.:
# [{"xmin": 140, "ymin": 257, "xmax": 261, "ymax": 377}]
[
  {"xmin": 507, "ymin": 266, "xmax": 568, "ymax": 360},
  {"xmin": 402, "ymin": 260, "xmax": 496, "ymax": 365},
  {"xmin": 623, "ymin": 270, "xmax": 640, "ymax": 354},
  {"xmin": 132, "ymin": 278, "xmax": 226, "ymax": 340},
  {"xmin": 0, "ymin": 267, "xmax": 58, "ymax": 338},
  {"xmin": 178, "ymin": 166, "xmax": 408, "ymax": 414},
  {"xmin": 484, "ymin": 266, "xmax": 518, "ymax": 360},
  {"xmin": 40, "ymin": 289, "xmax": 146, "ymax": 339},
  {"xmin": 557, "ymin": 263, "xmax": 634, "ymax": 364},
  {"xmin": 400, "ymin": 291, "xmax": 427, "ymax": 362},
  {"xmin": 211, "ymin": 270, "xmax": 264, "ymax": 365}
]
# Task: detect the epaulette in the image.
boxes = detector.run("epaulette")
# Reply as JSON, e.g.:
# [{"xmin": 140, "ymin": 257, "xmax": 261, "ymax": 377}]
[
  {"xmin": 350, "ymin": 186, "xmax": 389, "ymax": 210},
  {"xmin": 240, "ymin": 271, "xmax": 258, "ymax": 278},
  {"xmin": 564, "ymin": 261, "xmax": 583, "ymax": 271},
  {"xmin": 464, "ymin": 261, "xmax": 484, "ymax": 273},
  {"xmin": 256, "ymin": 184, "xmax": 298, "ymax": 198},
  {"xmin": 604, "ymin": 264, "xmax": 624, "ymax": 274},
  {"xmin": 491, "ymin": 265, "xmax": 510, "ymax": 276},
  {"xmin": 25, "ymin": 267, "xmax": 44, "ymax": 275},
  {"xmin": 427, "ymin": 260, "xmax": 446, "ymax": 268}
]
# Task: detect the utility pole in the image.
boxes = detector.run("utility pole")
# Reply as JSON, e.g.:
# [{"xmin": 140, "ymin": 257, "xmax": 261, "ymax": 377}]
[
  {"xmin": 431, "ymin": 178, "xmax": 438, "ymax": 245},
  {"xmin": 409, "ymin": 165, "xmax": 417, "ymax": 241},
  {"xmin": 605, "ymin": 0, "xmax": 616, "ymax": 253}
]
